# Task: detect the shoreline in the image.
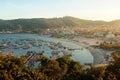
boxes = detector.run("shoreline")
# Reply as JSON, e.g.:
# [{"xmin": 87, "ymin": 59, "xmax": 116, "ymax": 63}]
[
  {"xmin": 68, "ymin": 37, "xmax": 113, "ymax": 65},
  {"xmin": 42, "ymin": 35, "xmax": 114, "ymax": 66},
  {"xmin": 86, "ymin": 47, "xmax": 106, "ymax": 65},
  {"xmin": 87, "ymin": 47, "xmax": 114, "ymax": 67}
]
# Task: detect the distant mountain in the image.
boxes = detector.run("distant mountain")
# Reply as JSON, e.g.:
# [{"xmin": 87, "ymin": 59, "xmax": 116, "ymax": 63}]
[
  {"xmin": 109, "ymin": 20, "xmax": 120, "ymax": 24},
  {"xmin": 0, "ymin": 16, "xmax": 120, "ymax": 32}
]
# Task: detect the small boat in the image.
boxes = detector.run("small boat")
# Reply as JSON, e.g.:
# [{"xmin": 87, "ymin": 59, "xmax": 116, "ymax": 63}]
[
  {"xmin": 14, "ymin": 45, "xmax": 20, "ymax": 49},
  {"xmin": 62, "ymin": 49, "xmax": 72, "ymax": 56},
  {"xmin": 23, "ymin": 45, "xmax": 30, "ymax": 49},
  {"xmin": 50, "ymin": 45, "xmax": 56, "ymax": 49},
  {"xmin": 0, "ymin": 44, "xmax": 8, "ymax": 49},
  {"xmin": 51, "ymin": 50, "xmax": 60, "ymax": 56}
]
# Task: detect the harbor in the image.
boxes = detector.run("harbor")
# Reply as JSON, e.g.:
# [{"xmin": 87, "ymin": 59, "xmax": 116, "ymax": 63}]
[{"xmin": 0, "ymin": 34, "xmax": 93, "ymax": 65}]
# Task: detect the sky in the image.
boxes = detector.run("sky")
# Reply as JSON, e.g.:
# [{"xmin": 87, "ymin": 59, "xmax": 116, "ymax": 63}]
[{"xmin": 0, "ymin": 0, "xmax": 120, "ymax": 21}]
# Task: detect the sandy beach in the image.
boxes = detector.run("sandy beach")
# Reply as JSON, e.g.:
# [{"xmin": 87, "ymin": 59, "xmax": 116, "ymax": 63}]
[
  {"xmin": 87, "ymin": 47, "xmax": 106, "ymax": 65},
  {"xmin": 71, "ymin": 37, "xmax": 113, "ymax": 65}
]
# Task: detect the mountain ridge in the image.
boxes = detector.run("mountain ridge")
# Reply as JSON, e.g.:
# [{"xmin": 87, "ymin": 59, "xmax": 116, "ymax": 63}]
[{"xmin": 0, "ymin": 16, "xmax": 120, "ymax": 32}]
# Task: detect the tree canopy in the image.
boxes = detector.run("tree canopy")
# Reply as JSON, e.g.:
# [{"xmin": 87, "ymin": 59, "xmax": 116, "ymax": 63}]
[{"xmin": 0, "ymin": 51, "xmax": 120, "ymax": 80}]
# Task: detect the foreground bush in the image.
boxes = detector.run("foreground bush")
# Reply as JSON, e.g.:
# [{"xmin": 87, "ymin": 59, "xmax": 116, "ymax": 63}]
[{"xmin": 0, "ymin": 51, "xmax": 120, "ymax": 80}]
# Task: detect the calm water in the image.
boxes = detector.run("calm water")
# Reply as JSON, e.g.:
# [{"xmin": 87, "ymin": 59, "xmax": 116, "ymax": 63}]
[{"xmin": 0, "ymin": 34, "xmax": 93, "ymax": 64}]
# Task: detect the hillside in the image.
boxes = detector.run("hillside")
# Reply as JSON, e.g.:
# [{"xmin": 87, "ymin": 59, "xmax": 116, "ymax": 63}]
[{"xmin": 0, "ymin": 16, "xmax": 120, "ymax": 33}]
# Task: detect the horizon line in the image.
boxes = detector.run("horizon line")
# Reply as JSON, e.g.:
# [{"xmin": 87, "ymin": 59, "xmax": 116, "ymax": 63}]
[{"xmin": 0, "ymin": 16, "xmax": 120, "ymax": 22}]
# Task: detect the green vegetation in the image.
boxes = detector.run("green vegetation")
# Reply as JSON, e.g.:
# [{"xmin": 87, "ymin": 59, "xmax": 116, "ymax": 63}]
[
  {"xmin": 94, "ymin": 41, "xmax": 120, "ymax": 50},
  {"xmin": 51, "ymin": 34, "xmax": 65, "ymax": 38},
  {"xmin": 0, "ymin": 16, "xmax": 119, "ymax": 33},
  {"xmin": 0, "ymin": 51, "xmax": 120, "ymax": 80},
  {"xmin": 0, "ymin": 16, "xmax": 91, "ymax": 32}
]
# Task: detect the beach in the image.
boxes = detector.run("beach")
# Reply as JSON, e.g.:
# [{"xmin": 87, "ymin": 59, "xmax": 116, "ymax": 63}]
[
  {"xmin": 87, "ymin": 47, "xmax": 106, "ymax": 65},
  {"xmin": 71, "ymin": 37, "xmax": 113, "ymax": 65}
]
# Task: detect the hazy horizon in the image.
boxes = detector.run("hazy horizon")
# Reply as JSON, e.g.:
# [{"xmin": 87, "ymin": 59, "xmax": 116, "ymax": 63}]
[
  {"xmin": 1, "ymin": 16, "xmax": 120, "ymax": 22},
  {"xmin": 0, "ymin": 0, "xmax": 120, "ymax": 21}
]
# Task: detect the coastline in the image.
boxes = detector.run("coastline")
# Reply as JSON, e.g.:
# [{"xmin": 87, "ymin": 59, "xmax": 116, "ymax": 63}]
[
  {"xmin": 69, "ymin": 37, "xmax": 113, "ymax": 65},
  {"xmin": 86, "ymin": 47, "xmax": 106, "ymax": 65}
]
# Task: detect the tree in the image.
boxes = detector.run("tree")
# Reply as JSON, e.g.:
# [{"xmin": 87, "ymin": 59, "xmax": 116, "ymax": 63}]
[
  {"xmin": 57, "ymin": 56, "xmax": 83, "ymax": 80},
  {"xmin": 85, "ymin": 66, "xmax": 106, "ymax": 80}
]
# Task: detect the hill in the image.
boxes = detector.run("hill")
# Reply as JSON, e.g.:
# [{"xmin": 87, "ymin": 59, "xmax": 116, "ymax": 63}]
[{"xmin": 0, "ymin": 16, "xmax": 120, "ymax": 33}]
